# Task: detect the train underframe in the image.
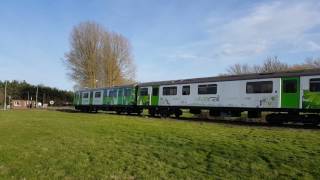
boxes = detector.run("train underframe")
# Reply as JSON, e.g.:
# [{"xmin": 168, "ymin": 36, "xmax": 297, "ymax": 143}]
[
  {"xmin": 75, "ymin": 105, "xmax": 143, "ymax": 115},
  {"xmin": 75, "ymin": 105, "xmax": 320, "ymax": 125}
]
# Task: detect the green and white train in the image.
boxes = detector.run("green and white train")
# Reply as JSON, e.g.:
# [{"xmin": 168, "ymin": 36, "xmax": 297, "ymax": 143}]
[{"xmin": 74, "ymin": 69, "xmax": 320, "ymax": 124}]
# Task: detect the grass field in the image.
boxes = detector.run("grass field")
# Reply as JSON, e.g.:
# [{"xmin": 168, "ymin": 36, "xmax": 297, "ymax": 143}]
[{"xmin": 0, "ymin": 110, "xmax": 319, "ymax": 179}]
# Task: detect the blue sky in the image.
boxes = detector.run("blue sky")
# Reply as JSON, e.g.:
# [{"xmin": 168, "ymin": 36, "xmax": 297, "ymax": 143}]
[{"xmin": 1, "ymin": 0, "xmax": 320, "ymax": 90}]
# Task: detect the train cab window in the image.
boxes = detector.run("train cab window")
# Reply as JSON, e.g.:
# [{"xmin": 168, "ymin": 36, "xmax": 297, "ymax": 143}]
[
  {"xmin": 163, "ymin": 87, "xmax": 177, "ymax": 96},
  {"xmin": 182, "ymin": 86, "xmax": 190, "ymax": 95},
  {"xmin": 140, "ymin": 88, "xmax": 148, "ymax": 96},
  {"xmin": 310, "ymin": 78, "xmax": 320, "ymax": 92},
  {"xmin": 198, "ymin": 84, "xmax": 217, "ymax": 94},
  {"xmin": 283, "ymin": 80, "xmax": 297, "ymax": 93},
  {"xmin": 246, "ymin": 81, "xmax": 273, "ymax": 93},
  {"xmin": 83, "ymin": 92, "xmax": 89, "ymax": 98},
  {"xmin": 125, "ymin": 88, "xmax": 132, "ymax": 96},
  {"xmin": 94, "ymin": 92, "xmax": 101, "ymax": 98}
]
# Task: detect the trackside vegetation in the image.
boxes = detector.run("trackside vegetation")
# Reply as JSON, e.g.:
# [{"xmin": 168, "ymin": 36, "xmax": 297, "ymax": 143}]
[{"xmin": 0, "ymin": 110, "xmax": 319, "ymax": 179}]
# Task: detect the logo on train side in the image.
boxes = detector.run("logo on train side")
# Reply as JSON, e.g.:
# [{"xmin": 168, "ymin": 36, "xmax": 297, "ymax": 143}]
[{"xmin": 198, "ymin": 95, "xmax": 220, "ymax": 102}]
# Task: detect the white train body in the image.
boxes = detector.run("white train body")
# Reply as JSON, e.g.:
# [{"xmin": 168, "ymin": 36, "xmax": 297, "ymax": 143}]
[{"xmin": 157, "ymin": 78, "xmax": 281, "ymax": 108}]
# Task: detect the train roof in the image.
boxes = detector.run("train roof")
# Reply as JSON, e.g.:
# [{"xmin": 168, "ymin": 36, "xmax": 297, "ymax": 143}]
[
  {"xmin": 138, "ymin": 68, "xmax": 320, "ymax": 86},
  {"xmin": 75, "ymin": 69, "xmax": 320, "ymax": 91},
  {"xmin": 76, "ymin": 84, "xmax": 136, "ymax": 92}
]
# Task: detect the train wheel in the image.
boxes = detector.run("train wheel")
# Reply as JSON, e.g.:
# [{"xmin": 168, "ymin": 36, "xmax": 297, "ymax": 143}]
[
  {"xmin": 265, "ymin": 113, "xmax": 285, "ymax": 125},
  {"xmin": 175, "ymin": 109, "xmax": 183, "ymax": 118},
  {"xmin": 137, "ymin": 109, "xmax": 143, "ymax": 116},
  {"xmin": 116, "ymin": 110, "xmax": 122, "ymax": 114},
  {"xmin": 160, "ymin": 109, "xmax": 169, "ymax": 118},
  {"xmin": 149, "ymin": 109, "xmax": 156, "ymax": 117}
]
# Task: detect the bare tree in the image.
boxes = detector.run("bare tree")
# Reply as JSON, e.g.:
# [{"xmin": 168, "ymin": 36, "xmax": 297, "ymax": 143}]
[
  {"xmin": 64, "ymin": 21, "xmax": 136, "ymax": 89},
  {"xmin": 303, "ymin": 57, "xmax": 320, "ymax": 68},
  {"xmin": 226, "ymin": 56, "xmax": 289, "ymax": 75},
  {"xmin": 257, "ymin": 56, "xmax": 289, "ymax": 73},
  {"xmin": 226, "ymin": 63, "xmax": 251, "ymax": 75},
  {"xmin": 289, "ymin": 57, "xmax": 320, "ymax": 70},
  {"xmin": 102, "ymin": 32, "xmax": 136, "ymax": 87},
  {"xmin": 64, "ymin": 22, "xmax": 103, "ymax": 88}
]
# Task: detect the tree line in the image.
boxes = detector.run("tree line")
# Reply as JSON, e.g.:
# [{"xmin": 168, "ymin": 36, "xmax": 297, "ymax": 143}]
[
  {"xmin": 0, "ymin": 81, "xmax": 73, "ymax": 106},
  {"xmin": 226, "ymin": 56, "xmax": 320, "ymax": 75}
]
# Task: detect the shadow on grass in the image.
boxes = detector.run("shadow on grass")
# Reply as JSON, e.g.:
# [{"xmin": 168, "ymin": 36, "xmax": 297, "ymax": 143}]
[{"xmin": 55, "ymin": 108, "xmax": 320, "ymax": 130}]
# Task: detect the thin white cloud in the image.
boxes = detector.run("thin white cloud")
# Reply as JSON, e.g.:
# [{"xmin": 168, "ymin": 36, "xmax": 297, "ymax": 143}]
[
  {"xmin": 214, "ymin": 1, "xmax": 320, "ymax": 56},
  {"xmin": 168, "ymin": 0, "xmax": 320, "ymax": 64}
]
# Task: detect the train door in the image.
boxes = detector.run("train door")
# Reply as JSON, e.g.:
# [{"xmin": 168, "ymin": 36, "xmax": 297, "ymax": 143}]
[
  {"xmin": 138, "ymin": 87, "xmax": 150, "ymax": 106},
  {"xmin": 78, "ymin": 92, "xmax": 81, "ymax": 105},
  {"xmin": 117, "ymin": 88, "xmax": 124, "ymax": 105},
  {"xmin": 89, "ymin": 91, "xmax": 93, "ymax": 105},
  {"xmin": 281, "ymin": 77, "xmax": 300, "ymax": 108},
  {"xmin": 151, "ymin": 86, "xmax": 159, "ymax": 106}
]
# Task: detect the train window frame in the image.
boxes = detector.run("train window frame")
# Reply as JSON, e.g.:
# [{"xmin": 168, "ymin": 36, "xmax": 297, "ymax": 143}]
[
  {"xmin": 82, "ymin": 92, "xmax": 89, "ymax": 98},
  {"xmin": 198, "ymin": 84, "xmax": 217, "ymax": 95},
  {"xmin": 140, "ymin": 88, "xmax": 148, "ymax": 96},
  {"xmin": 310, "ymin": 78, "xmax": 320, "ymax": 92},
  {"xmin": 283, "ymin": 80, "xmax": 297, "ymax": 93},
  {"xmin": 182, "ymin": 85, "xmax": 190, "ymax": 95},
  {"xmin": 94, "ymin": 91, "xmax": 101, "ymax": 98},
  {"xmin": 246, "ymin": 81, "xmax": 273, "ymax": 94},
  {"xmin": 163, "ymin": 86, "xmax": 177, "ymax": 96}
]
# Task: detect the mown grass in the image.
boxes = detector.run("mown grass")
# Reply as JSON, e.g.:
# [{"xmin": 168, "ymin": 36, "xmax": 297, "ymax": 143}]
[{"xmin": 0, "ymin": 110, "xmax": 319, "ymax": 179}]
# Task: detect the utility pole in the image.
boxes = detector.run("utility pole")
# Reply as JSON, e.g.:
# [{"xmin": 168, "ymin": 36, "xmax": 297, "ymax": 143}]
[
  {"xmin": 35, "ymin": 86, "xmax": 38, "ymax": 108},
  {"xmin": 3, "ymin": 81, "xmax": 7, "ymax": 110},
  {"xmin": 27, "ymin": 91, "xmax": 30, "ymax": 108}
]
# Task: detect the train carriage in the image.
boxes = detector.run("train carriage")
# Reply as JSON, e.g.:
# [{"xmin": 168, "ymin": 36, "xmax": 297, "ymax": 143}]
[
  {"xmin": 74, "ymin": 69, "xmax": 320, "ymax": 124},
  {"xmin": 74, "ymin": 84, "xmax": 142, "ymax": 114},
  {"xmin": 136, "ymin": 69, "xmax": 320, "ymax": 122}
]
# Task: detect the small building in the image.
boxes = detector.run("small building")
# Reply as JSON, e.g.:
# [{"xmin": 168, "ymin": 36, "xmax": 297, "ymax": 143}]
[{"xmin": 11, "ymin": 100, "xmax": 35, "ymax": 109}]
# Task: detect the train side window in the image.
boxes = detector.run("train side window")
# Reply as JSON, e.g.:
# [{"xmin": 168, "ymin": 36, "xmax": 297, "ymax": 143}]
[
  {"xmin": 118, "ymin": 89, "xmax": 123, "ymax": 97},
  {"xmin": 163, "ymin": 87, "xmax": 177, "ymax": 96},
  {"xmin": 94, "ymin": 91, "xmax": 101, "ymax": 98},
  {"xmin": 125, "ymin": 88, "xmax": 132, "ymax": 96},
  {"xmin": 283, "ymin": 80, "xmax": 297, "ymax": 93},
  {"xmin": 198, "ymin": 84, "xmax": 217, "ymax": 94},
  {"xmin": 182, "ymin": 86, "xmax": 190, "ymax": 95},
  {"xmin": 140, "ymin": 88, "xmax": 148, "ymax": 96},
  {"xmin": 109, "ymin": 89, "xmax": 117, "ymax": 97},
  {"xmin": 246, "ymin": 81, "xmax": 273, "ymax": 93},
  {"xmin": 83, "ymin": 92, "xmax": 89, "ymax": 98},
  {"xmin": 103, "ymin": 90, "xmax": 108, "ymax": 97},
  {"xmin": 310, "ymin": 78, "xmax": 320, "ymax": 92}
]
